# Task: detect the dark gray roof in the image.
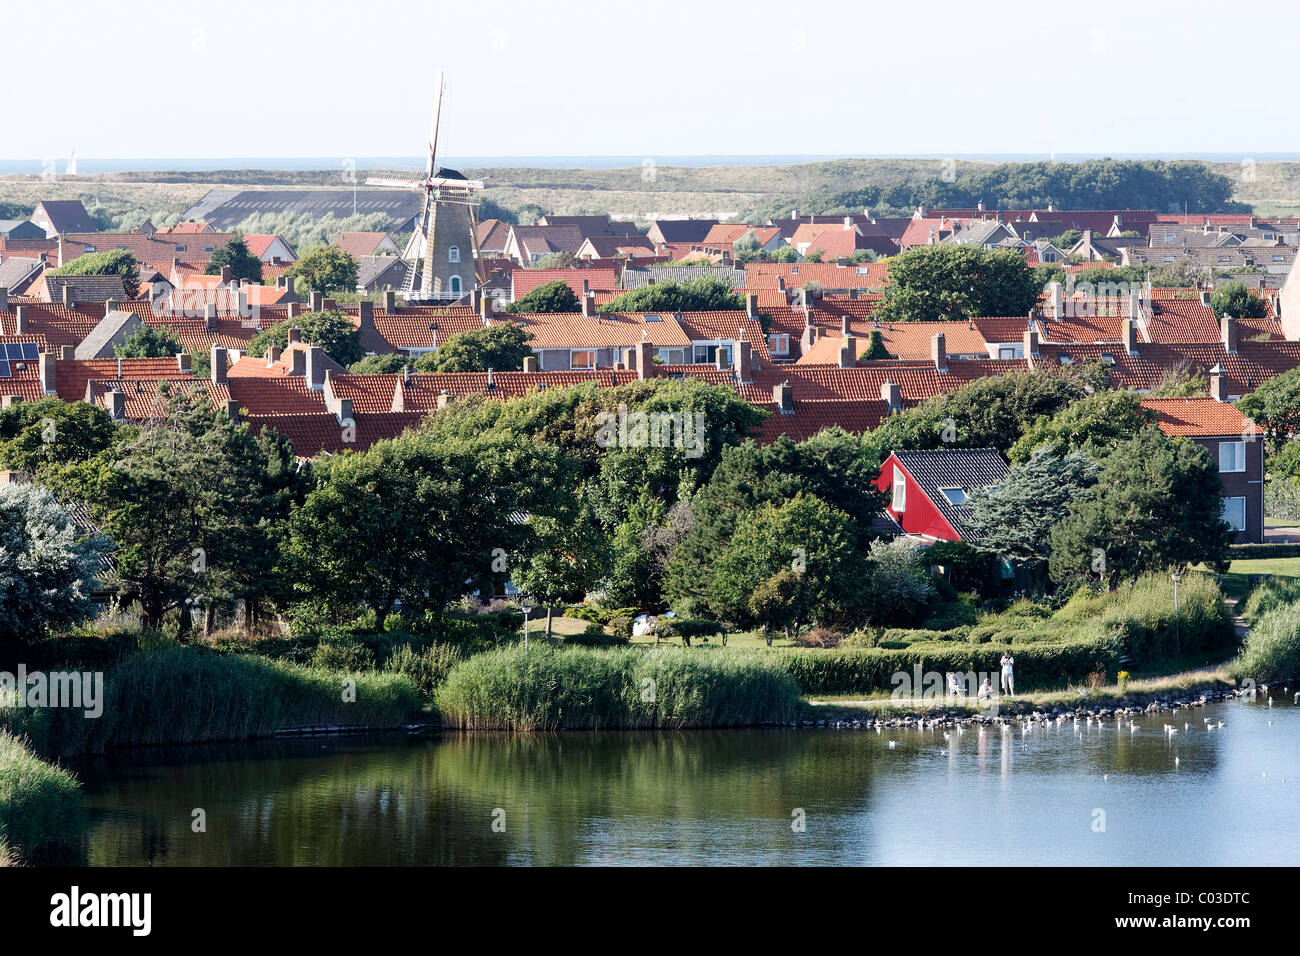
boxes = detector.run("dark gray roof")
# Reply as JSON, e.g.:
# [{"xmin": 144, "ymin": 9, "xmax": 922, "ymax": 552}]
[
  {"xmin": 181, "ymin": 188, "xmax": 423, "ymax": 231},
  {"xmin": 75, "ymin": 309, "xmax": 141, "ymax": 360},
  {"xmin": 357, "ymin": 255, "xmax": 409, "ymax": 291},
  {"xmin": 44, "ymin": 274, "xmax": 127, "ymax": 303},
  {"xmin": 650, "ymin": 218, "xmax": 717, "ymax": 243},
  {"xmin": 891, "ymin": 447, "xmax": 1009, "ymax": 540},
  {"xmin": 0, "ymin": 256, "xmax": 43, "ymax": 293},
  {"xmin": 36, "ymin": 200, "xmax": 93, "ymax": 233}
]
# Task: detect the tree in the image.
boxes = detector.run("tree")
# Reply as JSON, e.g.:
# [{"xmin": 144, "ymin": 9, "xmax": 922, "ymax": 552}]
[
  {"xmin": 771, "ymin": 245, "xmax": 800, "ymax": 263},
  {"xmin": 348, "ymin": 353, "xmax": 413, "ymax": 374},
  {"xmin": 247, "ymin": 310, "xmax": 363, "ymax": 366},
  {"xmin": 863, "ymin": 330, "xmax": 893, "ymax": 359},
  {"xmin": 64, "ymin": 389, "xmax": 296, "ymax": 632},
  {"xmin": 707, "ymin": 493, "xmax": 865, "ymax": 636},
  {"xmin": 849, "ymin": 248, "xmax": 877, "ymax": 264},
  {"xmin": 1049, "ymin": 426, "xmax": 1233, "ymax": 584},
  {"xmin": 507, "ymin": 279, "xmax": 579, "ymax": 314},
  {"xmin": 205, "ymin": 237, "xmax": 263, "ymax": 284},
  {"xmin": 857, "ymin": 537, "xmax": 937, "ymax": 626},
  {"xmin": 1238, "ymin": 367, "xmax": 1300, "ymax": 451},
  {"xmin": 285, "ymin": 245, "xmax": 359, "ymax": 293},
  {"xmin": 1008, "ymin": 390, "xmax": 1155, "ymax": 464},
  {"xmin": 49, "ymin": 249, "xmax": 139, "ymax": 298},
  {"xmin": 967, "ymin": 449, "xmax": 1100, "ymax": 571},
  {"xmin": 282, "ymin": 430, "xmax": 574, "ymax": 629},
  {"xmin": 413, "ymin": 322, "xmax": 533, "ymax": 372},
  {"xmin": 531, "ymin": 251, "xmax": 579, "ymax": 270},
  {"xmin": 0, "ymin": 398, "xmax": 117, "ymax": 479},
  {"xmin": 873, "ymin": 245, "xmax": 1041, "ymax": 323},
  {"xmin": 1210, "ymin": 281, "xmax": 1268, "ymax": 319},
  {"xmin": 0, "ymin": 483, "xmax": 106, "ymax": 649},
  {"xmin": 113, "ymin": 323, "xmax": 183, "ymax": 358},
  {"xmin": 509, "ymin": 508, "xmax": 610, "ymax": 638},
  {"xmin": 598, "ymin": 276, "xmax": 743, "ymax": 314},
  {"xmin": 804, "ymin": 247, "xmax": 826, "ymax": 263}
]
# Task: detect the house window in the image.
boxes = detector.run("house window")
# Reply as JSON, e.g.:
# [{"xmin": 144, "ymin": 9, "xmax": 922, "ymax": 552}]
[
  {"xmin": 998, "ymin": 346, "xmax": 1023, "ymax": 359},
  {"xmin": 1058, "ymin": 353, "xmax": 1072, "ymax": 365},
  {"xmin": 1219, "ymin": 440, "xmax": 1246, "ymax": 473},
  {"xmin": 449, "ymin": 246, "xmax": 460, "ymax": 263},
  {"xmin": 83, "ymin": 245, "xmax": 95, "ymax": 253},
  {"xmin": 449, "ymin": 275, "xmax": 462, "ymax": 294},
  {"xmin": 1164, "ymin": 233, "xmax": 1176, "ymax": 242},
  {"xmin": 892, "ymin": 465, "xmax": 906, "ymax": 512},
  {"xmin": 693, "ymin": 343, "xmax": 732, "ymax": 365},
  {"xmin": 1222, "ymin": 496, "xmax": 1246, "ymax": 532},
  {"xmin": 769, "ymin": 334, "xmax": 790, "ymax": 355},
  {"xmin": 1274, "ymin": 255, "xmax": 1285, "ymax": 262},
  {"xmin": 204, "ymin": 245, "xmax": 215, "ymax": 253},
  {"xmin": 174, "ymin": 244, "xmax": 187, "ymax": 252},
  {"xmin": 940, "ymin": 486, "xmax": 968, "ymax": 505},
  {"xmin": 571, "ymin": 349, "xmax": 596, "ymax": 369},
  {"xmin": 1100, "ymin": 352, "xmax": 1115, "ymax": 364}
]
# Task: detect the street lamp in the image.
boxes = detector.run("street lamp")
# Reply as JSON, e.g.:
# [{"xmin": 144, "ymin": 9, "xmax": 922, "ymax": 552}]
[
  {"xmin": 520, "ymin": 598, "xmax": 533, "ymax": 650},
  {"xmin": 1170, "ymin": 572, "xmax": 1181, "ymax": 657}
]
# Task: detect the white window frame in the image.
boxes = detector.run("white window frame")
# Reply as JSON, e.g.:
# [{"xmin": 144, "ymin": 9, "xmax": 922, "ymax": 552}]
[
  {"xmin": 1218, "ymin": 440, "xmax": 1246, "ymax": 473},
  {"xmin": 448, "ymin": 275, "xmax": 462, "ymax": 294},
  {"xmin": 1222, "ymin": 496, "xmax": 1246, "ymax": 532},
  {"xmin": 939, "ymin": 486, "xmax": 967, "ymax": 505},
  {"xmin": 769, "ymin": 334, "xmax": 790, "ymax": 355},
  {"xmin": 892, "ymin": 464, "xmax": 906, "ymax": 512},
  {"xmin": 449, "ymin": 245, "xmax": 460, "ymax": 263},
  {"xmin": 570, "ymin": 349, "xmax": 596, "ymax": 370}
]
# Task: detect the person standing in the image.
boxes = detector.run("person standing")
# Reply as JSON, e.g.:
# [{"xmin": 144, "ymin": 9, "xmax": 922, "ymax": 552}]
[{"xmin": 1000, "ymin": 651, "xmax": 1015, "ymax": 696}]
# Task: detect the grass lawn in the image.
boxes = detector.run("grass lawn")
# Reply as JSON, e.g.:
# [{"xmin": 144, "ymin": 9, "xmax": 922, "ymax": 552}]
[{"xmin": 1199, "ymin": 556, "xmax": 1300, "ymax": 602}]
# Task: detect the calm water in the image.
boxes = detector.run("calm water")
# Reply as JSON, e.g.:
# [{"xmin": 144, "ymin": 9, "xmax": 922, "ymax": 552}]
[{"xmin": 66, "ymin": 696, "xmax": 1299, "ymax": 866}]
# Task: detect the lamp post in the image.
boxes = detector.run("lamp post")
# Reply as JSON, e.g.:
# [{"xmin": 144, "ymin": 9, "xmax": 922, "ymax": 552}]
[
  {"xmin": 520, "ymin": 599, "xmax": 533, "ymax": 651},
  {"xmin": 1170, "ymin": 572, "xmax": 1181, "ymax": 657}
]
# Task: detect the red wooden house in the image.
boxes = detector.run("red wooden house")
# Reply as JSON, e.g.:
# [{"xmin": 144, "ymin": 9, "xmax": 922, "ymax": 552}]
[{"xmin": 875, "ymin": 447, "xmax": 1010, "ymax": 542}]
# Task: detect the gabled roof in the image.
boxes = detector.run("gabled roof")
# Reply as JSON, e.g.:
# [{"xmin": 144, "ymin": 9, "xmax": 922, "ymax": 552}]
[
  {"xmin": 890, "ymin": 447, "xmax": 1009, "ymax": 540},
  {"xmin": 335, "ymin": 232, "xmax": 395, "ymax": 258},
  {"xmin": 1140, "ymin": 397, "xmax": 1258, "ymax": 438},
  {"xmin": 35, "ymin": 200, "xmax": 94, "ymax": 235}
]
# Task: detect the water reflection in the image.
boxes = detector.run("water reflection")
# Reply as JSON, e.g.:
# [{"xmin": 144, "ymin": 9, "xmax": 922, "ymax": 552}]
[{"xmin": 66, "ymin": 697, "xmax": 1299, "ymax": 866}]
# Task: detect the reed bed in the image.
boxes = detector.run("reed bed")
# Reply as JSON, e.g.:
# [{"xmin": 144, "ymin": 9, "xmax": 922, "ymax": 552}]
[{"xmin": 0, "ymin": 732, "xmax": 83, "ymax": 858}]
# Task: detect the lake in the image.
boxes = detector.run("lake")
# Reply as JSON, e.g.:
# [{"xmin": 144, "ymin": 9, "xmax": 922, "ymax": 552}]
[{"xmin": 66, "ymin": 695, "xmax": 1298, "ymax": 866}]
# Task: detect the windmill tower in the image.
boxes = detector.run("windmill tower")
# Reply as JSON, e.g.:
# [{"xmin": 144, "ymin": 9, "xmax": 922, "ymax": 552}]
[{"xmin": 366, "ymin": 73, "xmax": 483, "ymax": 301}]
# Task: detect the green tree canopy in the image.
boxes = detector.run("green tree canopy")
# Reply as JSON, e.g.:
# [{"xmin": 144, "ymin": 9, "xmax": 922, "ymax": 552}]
[
  {"xmin": 1008, "ymin": 390, "xmax": 1155, "ymax": 464},
  {"xmin": 874, "ymin": 245, "xmax": 1042, "ymax": 323},
  {"xmin": 1048, "ymin": 425, "xmax": 1233, "ymax": 584},
  {"xmin": 506, "ymin": 280, "xmax": 579, "ymax": 314},
  {"xmin": 1210, "ymin": 281, "xmax": 1268, "ymax": 319},
  {"xmin": 50, "ymin": 249, "xmax": 140, "ymax": 298},
  {"xmin": 113, "ymin": 323, "xmax": 183, "ymax": 358},
  {"xmin": 1237, "ymin": 367, "xmax": 1300, "ymax": 451},
  {"xmin": 205, "ymin": 237, "xmax": 264, "ymax": 283},
  {"xmin": 348, "ymin": 353, "xmax": 413, "ymax": 374},
  {"xmin": 0, "ymin": 398, "xmax": 117, "ymax": 479},
  {"xmin": 967, "ymin": 449, "xmax": 1100, "ymax": 565},
  {"xmin": 248, "ymin": 310, "xmax": 363, "ymax": 366},
  {"xmin": 285, "ymin": 245, "xmax": 359, "ymax": 293},
  {"xmin": 413, "ymin": 322, "xmax": 533, "ymax": 372},
  {"xmin": 598, "ymin": 276, "xmax": 743, "ymax": 314}
]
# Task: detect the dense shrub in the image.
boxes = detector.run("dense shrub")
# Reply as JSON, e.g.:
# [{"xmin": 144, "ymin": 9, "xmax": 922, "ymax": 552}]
[
  {"xmin": 566, "ymin": 624, "xmax": 630, "ymax": 647},
  {"xmin": 0, "ymin": 732, "xmax": 83, "ymax": 858},
  {"xmin": 436, "ymin": 644, "xmax": 800, "ymax": 730},
  {"xmin": 310, "ymin": 639, "xmax": 377, "ymax": 671},
  {"xmin": 383, "ymin": 643, "xmax": 463, "ymax": 698},
  {"xmin": 1232, "ymin": 602, "xmax": 1300, "ymax": 681},
  {"xmin": 1241, "ymin": 578, "xmax": 1300, "ymax": 622}
]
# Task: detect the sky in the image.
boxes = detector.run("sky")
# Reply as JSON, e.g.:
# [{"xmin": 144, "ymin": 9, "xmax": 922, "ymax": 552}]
[{"xmin": 7, "ymin": 0, "xmax": 1299, "ymax": 161}]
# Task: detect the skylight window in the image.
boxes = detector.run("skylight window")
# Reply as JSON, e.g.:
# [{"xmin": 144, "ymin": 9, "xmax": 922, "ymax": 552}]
[{"xmin": 940, "ymin": 487, "xmax": 968, "ymax": 505}]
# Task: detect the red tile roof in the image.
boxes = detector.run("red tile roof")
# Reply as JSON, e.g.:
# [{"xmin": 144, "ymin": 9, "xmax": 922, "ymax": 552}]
[{"xmin": 1140, "ymin": 397, "xmax": 1259, "ymax": 438}]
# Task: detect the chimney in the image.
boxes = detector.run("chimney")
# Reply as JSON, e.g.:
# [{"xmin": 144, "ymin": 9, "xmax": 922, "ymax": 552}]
[
  {"xmin": 581, "ymin": 292, "xmax": 596, "ymax": 318},
  {"xmin": 1221, "ymin": 314, "xmax": 1239, "ymax": 354},
  {"xmin": 478, "ymin": 292, "xmax": 492, "ymax": 322},
  {"xmin": 841, "ymin": 314, "xmax": 851, "ymax": 335},
  {"xmin": 321, "ymin": 298, "xmax": 336, "ymax": 312},
  {"xmin": 13, "ymin": 305, "xmax": 26, "ymax": 334},
  {"xmin": 59, "ymin": 345, "xmax": 75, "ymax": 361},
  {"xmin": 1122, "ymin": 317, "xmax": 1137, "ymax": 355},
  {"xmin": 383, "ymin": 290, "xmax": 397, "ymax": 312},
  {"xmin": 220, "ymin": 266, "xmax": 233, "ymax": 283},
  {"xmin": 800, "ymin": 324, "xmax": 819, "ymax": 354},
  {"xmin": 1200, "ymin": 289, "xmax": 1211, "ymax": 306},
  {"xmin": 0, "ymin": 287, "xmax": 6, "ymax": 312},
  {"xmin": 359, "ymin": 300, "xmax": 375, "ymax": 337},
  {"xmin": 733, "ymin": 340, "xmax": 753, "ymax": 382},
  {"xmin": 522, "ymin": 355, "xmax": 538, "ymax": 373},
  {"xmin": 880, "ymin": 379, "xmax": 901, "ymax": 411},
  {"xmin": 1023, "ymin": 329, "xmax": 1039, "ymax": 358},
  {"xmin": 62, "ymin": 283, "xmax": 73, "ymax": 307},
  {"xmin": 0, "ymin": 395, "xmax": 21, "ymax": 410},
  {"xmin": 1127, "ymin": 291, "xmax": 1141, "ymax": 323},
  {"xmin": 843, "ymin": 216, "xmax": 853, "ymax": 230},
  {"xmin": 205, "ymin": 303, "xmax": 218, "ymax": 331},
  {"xmin": 267, "ymin": 347, "xmax": 282, "ymax": 367},
  {"xmin": 838, "ymin": 334, "xmax": 857, "ymax": 369},
  {"xmin": 225, "ymin": 399, "xmax": 240, "ymax": 422},
  {"xmin": 287, "ymin": 301, "xmax": 304, "ymax": 318},
  {"xmin": 745, "ymin": 293, "xmax": 758, "ymax": 319},
  {"xmin": 106, "ymin": 389, "xmax": 125, "ymax": 421},
  {"xmin": 634, "ymin": 341, "xmax": 656, "ymax": 380},
  {"xmin": 39, "ymin": 352, "xmax": 56, "ymax": 394},
  {"xmin": 290, "ymin": 347, "xmax": 306, "ymax": 376},
  {"xmin": 436, "ymin": 390, "xmax": 450, "ymax": 410},
  {"xmin": 1048, "ymin": 281, "xmax": 1063, "ymax": 319},
  {"xmin": 287, "ymin": 326, "xmax": 302, "ymax": 344},
  {"xmin": 773, "ymin": 380, "xmax": 794, "ymax": 412},
  {"xmin": 210, "ymin": 345, "xmax": 228, "ymax": 385},
  {"xmin": 714, "ymin": 349, "xmax": 727, "ymax": 370},
  {"xmin": 307, "ymin": 290, "xmax": 322, "ymax": 311},
  {"xmin": 931, "ymin": 332, "xmax": 948, "ymax": 372},
  {"xmin": 306, "ymin": 346, "xmax": 327, "ymax": 388},
  {"xmin": 1209, "ymin": 364, "xmax": 1227, "ymax": 402},
  {"xmin": 176, "ymin": 352, "xmax": 191, "ymax": 373}
]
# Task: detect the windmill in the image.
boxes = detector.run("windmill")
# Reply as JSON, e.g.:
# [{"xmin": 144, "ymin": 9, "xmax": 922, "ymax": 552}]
[{"xmin": 366, "ymin": 72, "xmax": 483, "ymax": 301}]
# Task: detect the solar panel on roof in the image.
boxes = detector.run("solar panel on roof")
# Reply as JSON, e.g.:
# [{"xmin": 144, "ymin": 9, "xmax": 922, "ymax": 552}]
[
  {"xmin": 21, "ymin": 343, "xmax": 37, "ymax": 361},
  {"xmin": 0, "ymin": 360, "xmax": 9, "ymax": 378}
]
